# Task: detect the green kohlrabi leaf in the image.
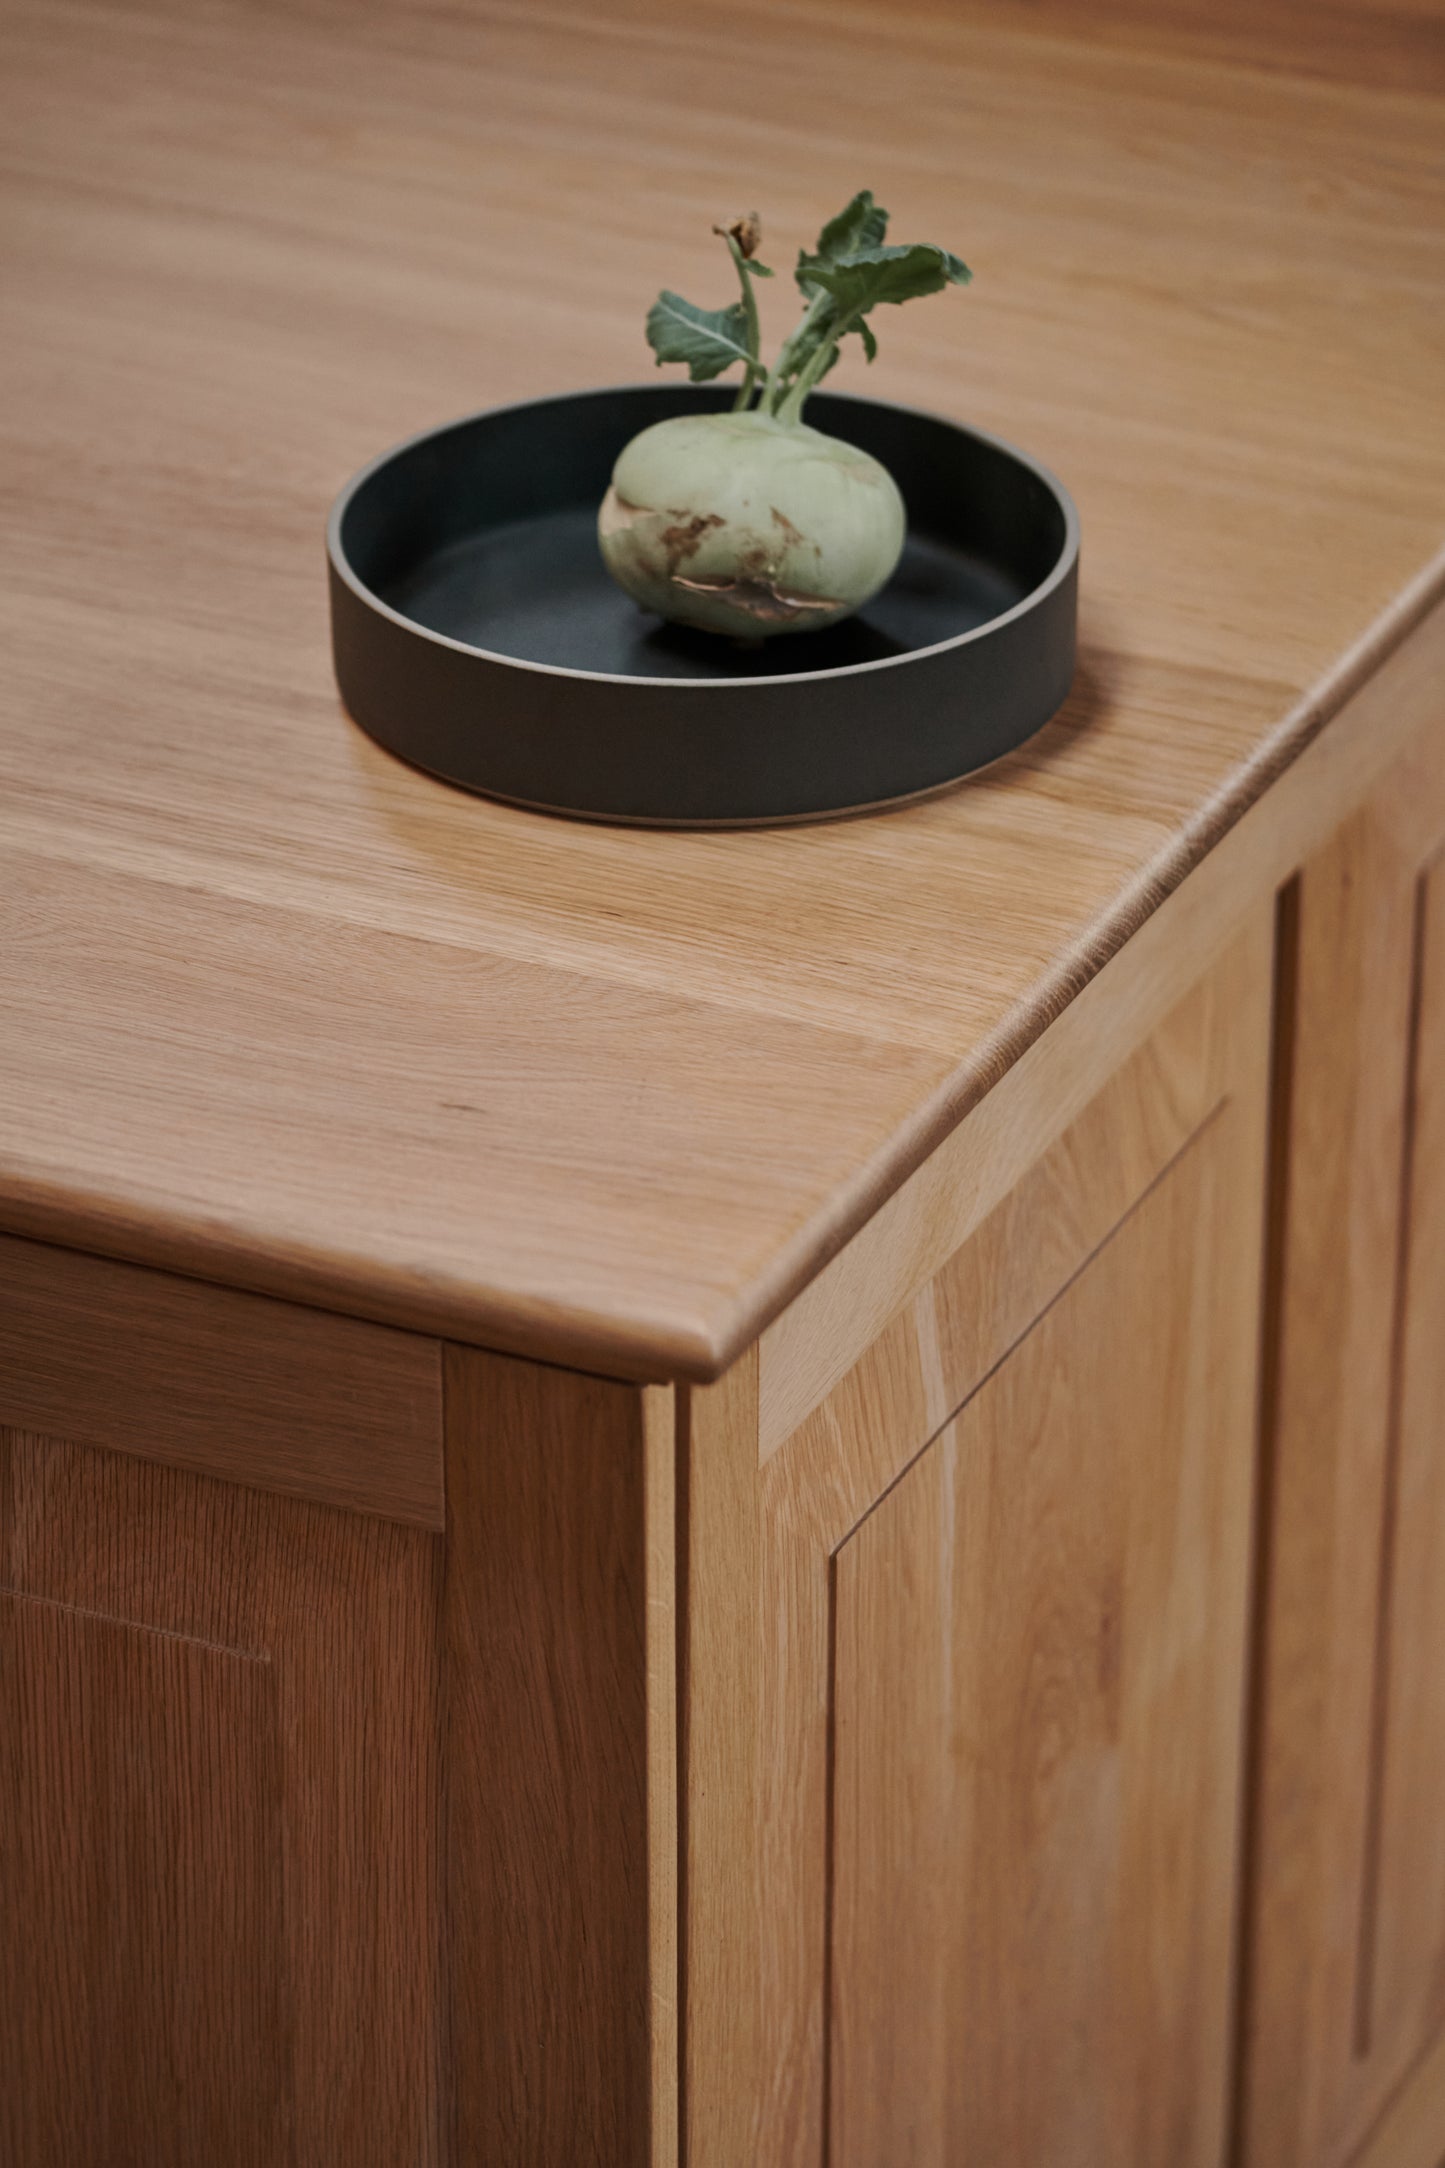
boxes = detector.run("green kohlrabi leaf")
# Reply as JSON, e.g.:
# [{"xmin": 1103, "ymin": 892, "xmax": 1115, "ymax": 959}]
[
  {"xmin": 806, "ymin": 241, "xmax": 972, "ymax": 319},
  {"xmin": 645, "ymin": 291, "xmax": 753, "ymax": 381},
  {"xmin": 858, "ymin": 319, "xmax": 878, "ymax": 362},
  {"xmin": 795, "ymin": 189, "xmax": 890, "ymax": 293}
]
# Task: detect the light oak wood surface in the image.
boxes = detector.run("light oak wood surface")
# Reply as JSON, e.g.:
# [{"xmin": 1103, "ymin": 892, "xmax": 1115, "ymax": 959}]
[
  {"xmin": 0, "ymin": 1234, "xmax": 444, "ymax": 1526},
  {"xmin": 1, "ymin": 0, "xmax": 1442, "ymax": 1376},
  {"xmin": 831, "ymin": 1104, "xmax": 1258, "ymax": 2166},
  {"xmin": 1368, "ymin": 851, "xmax": 1445, "ymax": 2089},
  {"xmin": 678, "ymin": 1349, "xmax": 761, "ymax": 2165},
  {"xmin": 680, "ymin": 914, "xmax": 1273, "ymax": 2164},
  {"xmin": 757, "ymin": 596, "xmax": 1445, "ymax": 1429},
  {"xmin": 1236, "ymin": 718, "xmax": 1445, "ymax": 2168}
]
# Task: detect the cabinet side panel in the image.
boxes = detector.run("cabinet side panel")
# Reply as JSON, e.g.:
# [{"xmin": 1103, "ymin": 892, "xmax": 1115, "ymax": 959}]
[
  {"xmin": 442, "ymin": 1347, "xmax": 661, "ymax": 2167},
  {"xmin": 830, "ymin": 1109, "xmax": 1260, "ymax": 2168},
  {"xmin": 1366, "ymin": 853, "xmax": 1445, "ymax": 2081},
  {"xmin": 1237, "ymin": 805, "xmax": 1417, "ymax": 2167},
  {"xmin": 694, "ymin": 916, "xmax": 1273, "ymax": 2168},
  {"xmin": 1239, "ymin": 707, "xmax": 1445, "ymax": 2168}
]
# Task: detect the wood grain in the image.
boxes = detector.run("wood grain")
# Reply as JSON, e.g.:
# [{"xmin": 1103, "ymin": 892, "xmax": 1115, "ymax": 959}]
[
  {"xmin": 0, "ymin": 1593, "xmax": 284, "ymax": 2168},
  {"xmin": 0, "ymin": 0, "xmax": 1442, "ymax": 1375},
  {"xmin": 761, "ymin": 911, "xmax": 1243, "ymax": 1454},
  {"xmin": 1360, "ymin": 850, "xmax": 1445, "ymax": 2093},
  {"xmin": 441, "ymin": 1348, "xmax": 668, "ymax": 2166},
  {"xmin": 760, "ymin": 600, "xmax": 1445, "ymax": 1428},
  {"xmin": 644, "ymin": 1388, "xmax": 680, "ymax": 2168},
  {"xmin": 0, "ymin": 1234, "xmax": 443, "ymax": 1525},
  {"xmin": 1350, "ymin": 2026, "xmax": 1445, "ymax": 2168},
  {"xmin": 681, "ymin": 917, "xmax": 1272, "ymax": 2163},
  {"xmin": 1236, "ymin": 726, "xmax": 1445, "ymax": 2168},
  {"xmin": 0, "ymin": 1425, "xmax": 442, "ymax": 2166},
  {"xmin": 678, "ymin": 1349, "xmax": 762, "ymax": 2166},
  {"xmin": 830, "ymin": 1100, "xmax": 1262, "ymax": 2166}
]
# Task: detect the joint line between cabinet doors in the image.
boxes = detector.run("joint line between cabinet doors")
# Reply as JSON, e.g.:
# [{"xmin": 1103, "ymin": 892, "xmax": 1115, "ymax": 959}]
[
  {"xmin": 821, "ymin": 1548, "xmax": 839, "ymax": 2168},
  {"xmin": 1352, "ymin": 852, "xmax": 1437, "ymax": 2061},
  {"xmin": 675, "ymin": 1381, "xmax": 691, "ymax": 2168},
  {"xmin": 823, "ymin": 1097, "xmax": 1230, "ymax": 1561},
  {"xmin": 1225, "ymin": 876, "xmax": 1302, "ymax": 2168},
  {"xmin": 436, "ymin": 1343, "xmax": 453, "ymax": 2168}
]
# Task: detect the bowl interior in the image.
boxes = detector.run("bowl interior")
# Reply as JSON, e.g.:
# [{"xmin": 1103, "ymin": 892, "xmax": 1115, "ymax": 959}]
[{"xmin": 337, "ymin": 385, "xmax": 1070, "ymax": 684}]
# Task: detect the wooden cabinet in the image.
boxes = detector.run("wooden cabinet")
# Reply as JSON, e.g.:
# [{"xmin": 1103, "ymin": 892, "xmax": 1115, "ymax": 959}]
[
  {"xmin": 682, "ymin": 918, "xmax": 1273, "ymax": 2166},
  {"xmin": 8, "ymin": 664, "xmax": 1445, "ymax": 2164},
  {"xmin": 2, "ymin": 0, "xmax": 1443, "ymax": 2141},
  {"xmin": 7, "ymin": 663, "xmax": 1445, "ymax": 2165},
  {"xmin": 1240, "ymin": 727, "xmax": 1445, "ymax": 2168}
]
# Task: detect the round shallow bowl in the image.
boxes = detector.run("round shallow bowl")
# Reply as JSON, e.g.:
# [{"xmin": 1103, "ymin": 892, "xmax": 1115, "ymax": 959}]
[{"xmin": 328, "ymin": 383, "xmax": 1078, "ymax": 827}]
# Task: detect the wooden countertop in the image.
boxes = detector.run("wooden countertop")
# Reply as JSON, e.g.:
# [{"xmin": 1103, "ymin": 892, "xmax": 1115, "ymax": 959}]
[{"xmin": 2, "ymin": 0, "xmax": 1442, "ymax": 1379}]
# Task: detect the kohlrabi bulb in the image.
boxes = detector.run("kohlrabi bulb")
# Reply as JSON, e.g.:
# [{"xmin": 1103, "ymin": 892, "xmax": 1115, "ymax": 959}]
[{"xmin": 598, "ymin": 410, "xmax": 906, "ymax": 640}]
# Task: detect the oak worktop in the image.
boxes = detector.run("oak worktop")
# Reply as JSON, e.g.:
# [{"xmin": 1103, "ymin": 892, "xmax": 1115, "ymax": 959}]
[{"xmin": 2, "ymin": 0, "xmax": 1442, "ymax": 1378}]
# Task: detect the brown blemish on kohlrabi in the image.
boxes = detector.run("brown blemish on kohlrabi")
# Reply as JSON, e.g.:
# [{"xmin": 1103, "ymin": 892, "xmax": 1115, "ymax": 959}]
[
  {"xmin": 598, "ymin": 489, "xmax": 727, "ymax": 575},
  {"xmin": 659, "ymin": 510, "xmax": 724, "ymax": 570},
  {"xmin": 672, "ymin": 572, "xmax": 842, "ymax": 625}
]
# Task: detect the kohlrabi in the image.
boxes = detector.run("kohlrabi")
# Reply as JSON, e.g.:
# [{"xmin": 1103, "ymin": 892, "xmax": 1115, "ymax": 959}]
[{"xmin": 598, "ymin": 194, "xmax": 971, "ymax": 640}]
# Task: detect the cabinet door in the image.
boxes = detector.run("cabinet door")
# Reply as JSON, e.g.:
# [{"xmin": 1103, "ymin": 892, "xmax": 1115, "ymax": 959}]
[
  {"xmin": 0, "ymin": 1262, "xmax": 671, "ymax": 2168},
  {"xmin": 1240, "ymin": 714, "xmax": 1445, "ymax": 2168},
  {"xmin": 0, "ymin": 1427, "xmax": 442, "ymax": 2168},
  {"xmin": 681, "ymin": 915, "xmax": 1273, "ymax": 2167}
]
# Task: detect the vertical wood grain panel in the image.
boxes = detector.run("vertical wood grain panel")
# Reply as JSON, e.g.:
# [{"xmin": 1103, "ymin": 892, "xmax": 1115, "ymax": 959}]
[
  {"xmin": 442, "ymin": 1348, "xmax": 666, "ymax": 2167},
  {"xmin": 645, "ymin": 1389, "xmax": 681, "ymax": 2168},
  {"xmin": 0, "ymin": 1595, "xmax": 285, "ymax": 2168},
  {"xmin": 1237, "ymin": 801, "xmax": 1418, "ymax": 2167},
  {"xmin": 830, "ymin": 1111, "xmax": 1260, "ymax": 2168},
  {"xmin": 1238, "ymin": 719, "xmax": 1445, "ymax": 2168},
  {"xmin": 0, "ymin": 1426, "xmax": 441, "ymax": 2167},
  {"xmin": 736, "ymin": 918, "xmax": 1271, "ymax": 2168},
  {"xmin": 680, "ymin": 917, "xmax": 1272, "ymax": 2166},
  {"xmin": 1363, "ymin": 854, "xmax": 1445, "ymax": 2080},
  {"xmin": 680, "ymin": 1348, "xmax": 761, "ymax": 2168}
]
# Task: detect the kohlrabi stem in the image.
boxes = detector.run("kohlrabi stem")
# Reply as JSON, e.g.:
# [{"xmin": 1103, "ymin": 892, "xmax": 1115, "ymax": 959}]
[
  {"xmin": 774, "ymin": 303, "xmax": 863, "ymax": 426},
  {"xmin": 721, "ymin": 233, "xmax": 764, "ymax": 411},
  {"xmin": 762, "ymin": 289, "xmax": 834, "ymax": 417}
]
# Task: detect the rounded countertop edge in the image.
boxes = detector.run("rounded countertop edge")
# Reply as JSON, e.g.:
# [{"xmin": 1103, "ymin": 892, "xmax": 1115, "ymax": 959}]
[
  {"xmin": 4, "ymin": 540, "xmax": 1444, "ymax": 1387},
  {"xmin": 0, "ymin": 1191, "xmax": 724, "ymax": 1387}
]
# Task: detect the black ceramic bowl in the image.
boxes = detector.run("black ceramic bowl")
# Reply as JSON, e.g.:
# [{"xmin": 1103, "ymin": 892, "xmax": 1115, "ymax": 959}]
[{"xmin": 328, "ymin": 383, "xmax": 1078, "ymax": 827}]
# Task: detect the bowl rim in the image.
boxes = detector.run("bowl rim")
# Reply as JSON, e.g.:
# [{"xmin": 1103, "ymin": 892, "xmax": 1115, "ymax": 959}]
[{"xmin": 326, "ymin": 381, "xmax": 1080, "ymax": 694}]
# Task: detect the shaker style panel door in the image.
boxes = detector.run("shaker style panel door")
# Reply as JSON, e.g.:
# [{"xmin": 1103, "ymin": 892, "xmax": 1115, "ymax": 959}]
[
  {"xmin": 0, "ymin": 1426, "xmax": 442, "ymax": 2168},
  {"xmin": 1366, "ymin": 852, "xmax": 1445, "ymax": 2101},
  {"xmin": 0, "ymin": 1298, "xmax": 671, "ymax": 2168},
  {"xmin": 1241, "ymin": 707, "xmax": 1445, "ymax": 2168},
  {"xmin": 831, "ymin": 1113, "xmax": 1256, "ymax": 2168},
  {"xmin": 682, "ymin": 912, "xmax": 1273, "ymax": 2168}
]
